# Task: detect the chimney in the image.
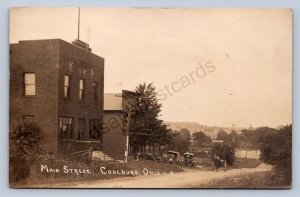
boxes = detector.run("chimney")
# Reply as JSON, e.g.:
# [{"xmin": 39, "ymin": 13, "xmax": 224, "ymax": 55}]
[{"xmin": 72, "ymin": 39, "xmax": 92, "ymax": 52}]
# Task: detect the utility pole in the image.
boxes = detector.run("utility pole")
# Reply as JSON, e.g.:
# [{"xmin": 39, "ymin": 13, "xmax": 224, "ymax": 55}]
[
  {"xmin": 245, "ymin": 142, "xmax": 248, "ymax": 159},
  {"xmin": 123, "ymin": 91, "xmax": 136, "ymax": 164},
  {"xmin": 124, "ymin": 108, "xmax": 131, "ymax": 164}
]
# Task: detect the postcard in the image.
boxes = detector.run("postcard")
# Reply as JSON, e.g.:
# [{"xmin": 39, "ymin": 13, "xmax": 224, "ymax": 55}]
[{"xmin": 9, "ymin": 7, "xmax": 292, "ymax": 188}]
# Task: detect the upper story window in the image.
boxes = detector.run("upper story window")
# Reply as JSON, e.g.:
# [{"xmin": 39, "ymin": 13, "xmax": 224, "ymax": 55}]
[
  {"xmin": 24, "ymin": 73, "xmax": 36, "ymax": 96},
  {"xmin": 79, "ymin": 79, "xmax": 85, "ymax": 100},
  {"xmin": 93, "ymin": 82, "xmax": 98, "ymax": 103},
  {"xmin": 22, "ymin": 115, "xmax": 35, "ymax": 121},
  {"xmin": 64, "ymin": 75, "xmax": 71, "ymax": 98}
]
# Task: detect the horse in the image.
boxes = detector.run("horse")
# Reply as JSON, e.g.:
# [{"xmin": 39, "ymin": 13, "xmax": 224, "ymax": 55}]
[{"xmin": 214, "ymin": 156, "xmax": 222, "ymax": 171}]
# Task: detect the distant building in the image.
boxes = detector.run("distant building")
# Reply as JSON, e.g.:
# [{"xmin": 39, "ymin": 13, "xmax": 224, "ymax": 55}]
[
  {"xmin": 103, "ymin": 90, "xmax": 134, "ymax": 160},
  {"xmin": 10, "ymin": 39, "xmax": 104, "ymax": 154},
  {"xmin": 212, "ymin": 140, "xmax": 223, "ymax": 144}
]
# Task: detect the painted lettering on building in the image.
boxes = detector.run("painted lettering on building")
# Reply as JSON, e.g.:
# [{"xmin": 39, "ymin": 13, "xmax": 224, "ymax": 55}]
[{"xmin": 68, "ymin": 60, "xmax": 95, "ymax": 78}]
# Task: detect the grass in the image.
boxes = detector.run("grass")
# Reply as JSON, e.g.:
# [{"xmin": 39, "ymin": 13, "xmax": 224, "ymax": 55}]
[
  {"xmin": 11, "ymin": 158, "xmax": 183, "ymax": 187},
  {"xmin": 10, "ymin": 155, "xmax": 263, "ymax": 187},
  {"xmin": 126, "ymin": 160, "xmax": 184, "ymax": 173},
  {"xmin": 231, "ymin": 158, "xmax": 262, "ymax": 169},
  {"xmin": 196, "ymin": 170, "xmax": 291, "ymax": 189},
  {"xmin": 193, "ymin": 157, "xmax": 261, "ymax": 169},
  {"xmin": 194, "ymin": 157, "xmax": 213, "ymax": 167}
]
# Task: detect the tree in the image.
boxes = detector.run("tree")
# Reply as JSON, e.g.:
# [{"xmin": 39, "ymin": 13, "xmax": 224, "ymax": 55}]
[
  {"xmin": 192, "ymin": 131, "xmax": 211, "ymax": 147},
  {"xmin": 216, "ymin": 130, "xmax": 242, "ymax": 148},
  {"xmin": 128, "ymin": 83, "xmax": 171, "ymax": 153},
  {"xmin": 227, "ymin": 131, "xmax": 239, "ymax": 148},
  {"xmin": 260, "ymin": 125, "xmax": 292, "ymax": 185},
  {"xmin": 168, "ymin": 130, "xmax": 190, "ymax": 154},
  {"xmin": 212, "ymin": 143, "xmax": 235, "ymax": 165},
  {"xmin": 240, "ymin": 127, "xmax": 277, "ymax": 148},
  {"xmin": 180, "ymin": 128, "xmax": 191, "ymax": 143},
  {"xmin": 216, "ymin": 130, "xmax": 228, "ymax": 142}
]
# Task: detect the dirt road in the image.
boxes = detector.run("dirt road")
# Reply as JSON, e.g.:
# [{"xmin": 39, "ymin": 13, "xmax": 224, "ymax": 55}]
[{"xmin": 48, "ymin": 163, "xmax": 272, "ymax": 188}]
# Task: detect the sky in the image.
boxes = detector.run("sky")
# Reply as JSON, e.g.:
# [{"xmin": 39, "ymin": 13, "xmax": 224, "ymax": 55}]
[{"xmin": 10, "ymin": 8, "xmax": 292, "ymax": 128}]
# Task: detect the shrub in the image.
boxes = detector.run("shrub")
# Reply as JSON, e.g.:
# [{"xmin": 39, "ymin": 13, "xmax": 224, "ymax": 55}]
[
  {"xmin": 10, "ymin": 119, "xmax": 43, "ymax": 183},
  {"xmin": 260, "ymin": 124, "xmax": 292, "ymax": 186},
  {"xmin": 212, "ymin": 143, "xmax": 235, "ymax": 165}
]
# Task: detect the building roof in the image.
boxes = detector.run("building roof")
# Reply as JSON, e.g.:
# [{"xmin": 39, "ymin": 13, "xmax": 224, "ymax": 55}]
[
  {"xmin": 104, "ymin": 93, "xmax": 123, "ymax": 111},
  {"xmin": 104, "ymin": 90, "xmax": 135, "ymax": 111},
  {"xmin": 11, "ymin": 39, "xmax": 104, "ymax": 60},
  {"xmin": 212, "ymin": 140, "xmax": 224, "ymax": 143}
]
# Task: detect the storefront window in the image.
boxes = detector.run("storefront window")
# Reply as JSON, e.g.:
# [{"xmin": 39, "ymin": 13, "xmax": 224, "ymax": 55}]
[
  {"xmin": 60, "ymin": 117, "xmax": 74, "ymax": 140},
  {"xmin": 89, "ymin": 119, "xmax": 101, "ymax": 140}
]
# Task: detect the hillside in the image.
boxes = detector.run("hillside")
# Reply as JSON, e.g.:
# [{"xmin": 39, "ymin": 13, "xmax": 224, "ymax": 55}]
[{"xmin": 164, "ymin": 121, "xmax": 246, "ymax": 139}]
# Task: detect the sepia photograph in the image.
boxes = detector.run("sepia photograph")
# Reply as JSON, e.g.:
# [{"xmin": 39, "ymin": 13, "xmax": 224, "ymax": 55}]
[{"xmin": 9, "ymin": 7, "xmax": 292, "ymax": 188}]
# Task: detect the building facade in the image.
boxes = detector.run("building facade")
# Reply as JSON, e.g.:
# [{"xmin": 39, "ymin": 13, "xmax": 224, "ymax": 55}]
[
  {"xmin": 10, "ymin": 39, "xmax": 104, "ymax": 154},
  {"xmin": 103, "ymin": 90, "xmax": 134, "ymax": 160}
]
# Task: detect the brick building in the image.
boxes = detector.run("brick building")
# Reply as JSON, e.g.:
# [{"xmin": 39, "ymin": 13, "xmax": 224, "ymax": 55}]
[{"xmin": 10, "ymin": 39, "xmax": 104, "ymax": 154}]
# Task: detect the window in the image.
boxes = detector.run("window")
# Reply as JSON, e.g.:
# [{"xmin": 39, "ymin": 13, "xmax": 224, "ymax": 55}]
[
  {"xmin": 24, "ymin": 73, "xmax": 36, "ymax": 96},
  {"xmin": 59, "ymin": 117, "xmax": 74, "ymax": 140},
  {"xmin": 89, "ymin": 119, "xmax": 101, "ymax": 140},
  {"xmin": 79, "ymin": 79, "xmax": 84, "ymax": 100},
  {"xmin": 93, "ymin": 82, "xmax": 98, "ymax": 103},
  {"xmin": 78, "ymin": 118, "xmax": 85, "ymax": 141},
  {"xmin": 64, "ymin": 75, "xmax": 71, "ymax": 98},
  {"xmin": 22, "ymin": 115, "xmax": 35, "ymax": 121}
]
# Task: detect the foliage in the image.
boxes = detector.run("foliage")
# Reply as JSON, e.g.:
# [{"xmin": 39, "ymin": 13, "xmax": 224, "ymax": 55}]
[
  {"xmin": 216, "ymin": 130, "xmax": 239, "ymax": 148},
  {"xmin": 9, "ymin": 156, "xmax": 30, "ymax": 184},
  {"xmin": 13, "ymin": 153, "xmax": 183, "ymax": 187},
  {"xmin": 228, "ymin": 131, "xmax": 239, "ymax": 147},
  {"xmin": 9, "ymin": 119, "xmax": 43, "ymax": 183},
  {"xmin": 127, "ymin": 83, "xmax": 172, "ymax": 153},
  {"xmin": 215, "ymin": 127, "xmax": 277, "ymax": 149},
  {"xmin": 192, "ymin": 131, "xmax": 211, "ymax": 147},
  {"xmin": 231, "ymin": 158, "xmax": 261, "ymax": 169},
  {"xmin": 10, "ymin": 119, "xmax": 43, "ymax": 156},
  {"xmin": 196, "ymin": 171, "xmax": 290, "ymax": 188},
  {"xmin": 216, "ymin": 130, "xmax": 227, "ymax": 142},
  {"xmin": 180, "ymin": 128, "xmax": 191, "ymax": 142},
  {"xmin": 167, "ymin": 129, "xmax": 191, "ymax": 153},
  {"xmin": 239, "ymin": 127, "xmax": 277, "ymax": 148},
  {"xmin": 260, "ymin": 125, "xmax": 292, "ymax": 185},
  {"xmin": 212, "ymin": 143, "xmax": 235, "ymax": 165}
]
